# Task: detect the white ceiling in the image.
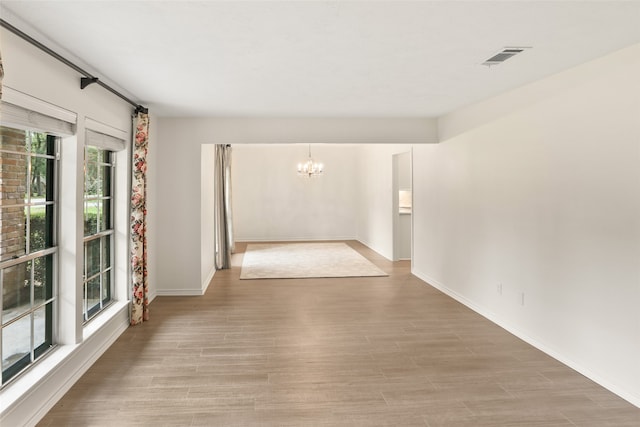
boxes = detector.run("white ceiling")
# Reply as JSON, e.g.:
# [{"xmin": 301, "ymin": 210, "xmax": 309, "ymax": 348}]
[{"xmin": 2, "ymin": 1, "xmax": 640, "ymax": 117}]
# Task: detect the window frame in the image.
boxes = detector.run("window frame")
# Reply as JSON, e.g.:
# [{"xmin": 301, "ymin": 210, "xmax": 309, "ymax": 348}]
[
  {"xmin": 0, "ymin": 130, "xmax": 59, "ymax": 387},
  {"xmin": 82, "ymin": 145, "xmax": 115, "ymax": 323}
]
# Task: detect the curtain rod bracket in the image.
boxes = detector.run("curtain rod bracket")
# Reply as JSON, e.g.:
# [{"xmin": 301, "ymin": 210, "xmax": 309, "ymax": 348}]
[
  {"xmin": 80, "ymin": 77, "xmax": 99, "ymax": 89},
  {"xmin": 134, "ymin": 105, "xmax": 149, "ymax": 115}
]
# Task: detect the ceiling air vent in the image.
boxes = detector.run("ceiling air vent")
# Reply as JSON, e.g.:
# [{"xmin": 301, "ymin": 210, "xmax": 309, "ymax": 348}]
[{"xmin": 482, "ymin": 47, "xmax": 530, "ymax": 66}]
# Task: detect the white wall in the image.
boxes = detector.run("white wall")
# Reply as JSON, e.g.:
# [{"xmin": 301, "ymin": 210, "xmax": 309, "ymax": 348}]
[
  {"xmin": 200, "ymin": 144, "xmax": 216, "ymax": 290},
  {"xmin": 146, "ymin": 115, "xmax": 159, "ymax": 301},
  {"xmin": 356, "ymin": 144, "xmax": 412, "ymax": 260},
  {"xmin": 412, "ymin": 44, "xmax": 640, "ymax": 406},
  {"xmin": 154, "ymin": 120, "xmax": 203, "ymax": 295},
  {"xmin": 232, "ymin": 144, "xmax": 359, "ymax": 241},
  {"xmin": 154, "ymin": 118, "xmax": 436, "ymax": 294},
  {"xmin": 396, "ymin": 151, "xmax": 411, "ymax": 190}
]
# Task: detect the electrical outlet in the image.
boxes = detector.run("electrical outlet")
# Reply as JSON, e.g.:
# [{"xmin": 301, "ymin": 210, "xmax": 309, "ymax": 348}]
[
  {"xmin": 520, "ymin": 292, "xmax": 525, "ymax": 306},
  {"xmin": 497, "ymin": 283, "xmax": 502, "ymax": 295}
]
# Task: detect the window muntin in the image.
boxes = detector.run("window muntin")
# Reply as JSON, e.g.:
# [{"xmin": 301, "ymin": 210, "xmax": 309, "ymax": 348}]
[
  {"xmin": 83, "ymin": 146, "xmax": 114, "ymax": 322},
  {"xmin": 0, "ymin": 127, "xmax": 57, "ymax": 386}
]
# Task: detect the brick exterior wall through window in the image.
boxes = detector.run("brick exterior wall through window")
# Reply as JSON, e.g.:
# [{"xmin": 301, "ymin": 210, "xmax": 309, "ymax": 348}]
[{"xmin": 0, "ymin": 127, "xmax": 28, "ymax": 308}]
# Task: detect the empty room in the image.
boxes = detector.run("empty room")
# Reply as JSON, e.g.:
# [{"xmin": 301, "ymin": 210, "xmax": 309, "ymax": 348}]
[{"xmin": 1, "ymin": 1, "xmax": 639, "ymax": 426}]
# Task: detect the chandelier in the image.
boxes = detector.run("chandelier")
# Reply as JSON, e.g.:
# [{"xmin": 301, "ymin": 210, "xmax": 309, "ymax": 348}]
[{"xmin": 297, "ymin": 144, "xmax": 323, "ymax": 177}]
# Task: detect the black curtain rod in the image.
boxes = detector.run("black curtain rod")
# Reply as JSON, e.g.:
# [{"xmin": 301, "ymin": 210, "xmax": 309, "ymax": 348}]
[{"xmin": 0, "ymin": 18, "xmax": 148, "ymax": 114}]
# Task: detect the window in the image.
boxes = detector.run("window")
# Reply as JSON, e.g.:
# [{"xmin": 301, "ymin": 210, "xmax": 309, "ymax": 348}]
[
  {"xmin": 83, "ymin": 145, "xmax": 114, "ymax": 322},
  {"xmin": 0, "ymin": 126, "xmax": 57, "ymax": 385}
]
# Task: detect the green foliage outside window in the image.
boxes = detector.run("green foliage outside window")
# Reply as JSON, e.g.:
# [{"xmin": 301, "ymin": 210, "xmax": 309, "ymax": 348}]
[{"xmin": 29, "ymin": 210, "xmax": 101, "ymax": 285}]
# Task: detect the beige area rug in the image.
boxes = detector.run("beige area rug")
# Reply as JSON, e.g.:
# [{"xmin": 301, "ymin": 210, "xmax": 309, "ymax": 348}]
[{"xmin": 240, "ymin": 242, "xmax": 388, "ymax": 279}]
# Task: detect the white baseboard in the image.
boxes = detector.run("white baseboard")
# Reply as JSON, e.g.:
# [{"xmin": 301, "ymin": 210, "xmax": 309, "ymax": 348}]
[
  {"xmin": 1, "ymin": 302, "xmax": 130, "ymax": 427},
  {"xmin": 411, "ymin": 268, "xmax": 640, "ymax": 409},
  {"xmin": 202, "ymin": 266, "xmax": 216, "ymax": 294},
  {"xmin": 235, "ymin": 236, "xmax": 357, "ymax": 243}
]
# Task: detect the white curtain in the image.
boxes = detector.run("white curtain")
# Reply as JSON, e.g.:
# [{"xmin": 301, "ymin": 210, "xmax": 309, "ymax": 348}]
[{"xmin": 214, "ymin": 144, "xmax": 234, "ymax": 269}]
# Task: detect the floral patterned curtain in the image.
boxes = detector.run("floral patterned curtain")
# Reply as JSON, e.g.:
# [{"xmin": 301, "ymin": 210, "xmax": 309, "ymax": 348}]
[
  {"xmin": 130, "ymin": 112, "xmax": 149, "ymax": 325},
  {"xmin": 0, "ymin": 50, "xmax": 4, "ymax": 99}
]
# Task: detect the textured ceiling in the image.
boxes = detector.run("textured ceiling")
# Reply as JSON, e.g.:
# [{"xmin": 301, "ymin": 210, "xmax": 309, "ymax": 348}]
[{"xmin": 2, "ymin": 1, "xmax": 640, "ymax": 117}]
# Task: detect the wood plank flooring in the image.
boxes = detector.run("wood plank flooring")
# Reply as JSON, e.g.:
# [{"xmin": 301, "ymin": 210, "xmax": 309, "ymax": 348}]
[{"xmin": 38, "ymin": 241, "xmax": 639, "ymax": 426}]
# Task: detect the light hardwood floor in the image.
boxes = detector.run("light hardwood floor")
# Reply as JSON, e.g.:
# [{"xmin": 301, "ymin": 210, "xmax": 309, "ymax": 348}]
[{"xmin": 38, "ymin": 241, "xmax": 639, "ymax": 426}]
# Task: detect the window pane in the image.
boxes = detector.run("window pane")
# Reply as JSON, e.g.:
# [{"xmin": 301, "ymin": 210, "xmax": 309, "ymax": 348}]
[
  {"xmin": 30, "ymin": 157, "xmax": 54, "ymax": 202},
  {"xmin": 85, "ymin": 276, "xmax": 101, "ymax": 318},
  {"xmin": 28, "ymin": 132, "xmax": 48, "ymax": 155},
  {"xmin": 103, "ymin": 163, "xmax": 112, "ymax": 198},
  {"xmin": 101, "ymin": 150, "xmax": 111, "ymax": 165},
  {"xmin": 102, "ymin": 236, "xmax": 111, "ymax": 270},
  {"xmin": 44, "ymin": 204, "xmax": 55, "ymax": 248},
  {"xmin": 86, "ymin": 145, "xmax": 99, "ymax": 162},
  {"xmin": 102, "ymin": 270, "xmax": 111, "ymax": 303},
  {"xmin": 34, "ymin": 302, "xmax": 53, "ymax": 359},
  {"xmin": 0, "ymin": 127, "xmax": 26, "ymax": 151},
  {"xmin": 85, "ymin": 146, "xmax": 101, "ymax": 197},
  {"xmin": 100, "ymin": 199, "xmax": 110, "ymax": 232},
  {"xmin": 85, "ymin": 238, "xmax": 101, "ymax": 279},
  {"xmin": 29, "ymin": 156, "xmax": 48, "ymax": 200},
  {"xmin": 29, "ymin": 206, "xmax": 45, "ymax": 252},
  {"xmin": 2, "ymin": 314, "xmax": 30, "ymax": 373},
  {"xmin": 2, "ymin": 262, "xmax": 31, "ymax": 324},
  {"xmin": 83, "ymin": 200, "xmax": 90, "ymax": 236},
  {"xmin": 0, "ymin": 152, "xmax": 27, "ymax": 202},
  {"xmin": 32, "ymin": 255, "xmax": 53, "ymax": 306},
  {"xmin": 0, "ymin": 206, "xmax": 26, "ymax": 262},
  {"xmin": 45, "ymin": 155, "xmax": 55, "ymax": 202},
  {"xmin": 84, "ymin": 200, "xmax": 99, "ymax": 236},
  {"xmin": 33, "ymin": 305, "xmax": 47, "ymax": 350},
  {"xmin": 21, "ymin": 156, "xmax": 29, "ymax": 201}
]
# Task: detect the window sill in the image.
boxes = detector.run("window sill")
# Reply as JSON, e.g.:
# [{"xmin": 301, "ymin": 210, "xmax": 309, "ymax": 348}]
[
  {"xmin": 1, "ymin": 300, "xmax": 129, "ymax": 422},
  {"xmin": 83, "ymin": 300, "xmax": 129, "ymax": 340},
  {"xmin": 0, "ymin": 344, "xmax": 75, "ymax": 413}
]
